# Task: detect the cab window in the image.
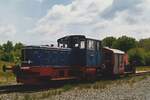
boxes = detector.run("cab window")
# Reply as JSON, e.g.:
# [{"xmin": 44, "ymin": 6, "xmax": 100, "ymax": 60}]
[
  {"xmin": 87, "ymin": 40, "xmax": 95, "ymax": 50},
  {"xmin": 80, "ymin": 41, "xmax": 85, "ymax": 49},
  {"xmin": 96, "ymin": 42, "xmax": 100, "ymax": 50}
]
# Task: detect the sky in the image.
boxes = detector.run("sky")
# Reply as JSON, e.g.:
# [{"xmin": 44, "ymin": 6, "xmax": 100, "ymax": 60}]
[{"xmin": 0, "ymin": 0, "xmax": 150, "ymax": 45}]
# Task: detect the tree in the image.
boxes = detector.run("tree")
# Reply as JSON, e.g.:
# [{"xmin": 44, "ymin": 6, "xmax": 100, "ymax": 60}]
[
  {"xmin": 2, "ymin": 41, "xmax": 13, "ymax": 53},
  {"xmin": 0, "ymin": 45, "xmax": 3, "ymax": 60},
  {"xmin": 127, "ymin": 48, "xmax": 146, "ymax": 66},
  {"xmin": 0, "ymin": 41, "xmax": 14, "ymax": 62},
  {"xmin": 145, "ymin": 52, "xmax": 150, "ymax": 66},
  {"xmin": 139, "ymin": 38, "xmax": 150, "ymax": 51},
  {"xmin": 13, "ymin": 43, "xmax": 24, "ymax": 63},
  {"xmin": 1, "ymin": 53, "xmax": 14, "ymax": 62},
  {"xmin": 14, "ymin": 43, "xmax": 24, "ymax": 51},
  {"xmin": 0, "ymin": 41, "xmax": 24, "ymax": 62},
  {"xmin": 0, "ymin": 45, "xmax": 2, "ymax": 50},
  {"xmin": 112, "ymin": 36, "xmax": 137, "ymax": 52},
  {"xmin": 102, "ymin": 37, "xmax": 116, "ymax": 48}
]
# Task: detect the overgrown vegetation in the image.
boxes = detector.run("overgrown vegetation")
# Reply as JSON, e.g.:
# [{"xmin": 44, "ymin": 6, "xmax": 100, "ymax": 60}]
[
  {"xmin": 136, "ymin": 66, "xmax": 150, "ymax": 71},
  {"xmin": 0, "ymin": 41, "xmax": 23, "ymax": 84},
  {"xmin": 0, "ymin": 61, "xmax": 15, "ymax": 84}
]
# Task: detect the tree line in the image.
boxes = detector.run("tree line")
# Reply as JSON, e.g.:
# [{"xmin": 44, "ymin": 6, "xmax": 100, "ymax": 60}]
[
  {"xmin": 0, "ymin": 36, "xmax": 150, "ymax": 66},
  {"xmin": 0, "ymin": 41, "xmax": 23, "ymax": 63},
  {"xmin": 102, "ymin": 36, "xmax": 150, "ymax": 66}
]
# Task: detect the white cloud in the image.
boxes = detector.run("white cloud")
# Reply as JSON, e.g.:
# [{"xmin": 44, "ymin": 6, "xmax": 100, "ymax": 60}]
[
  {"xmin": 0, "ymin": 24, "xmax": 17, "ymax": 43},
  {"xmin": 30, "ymin": 0, "xmax": 150, "ymax": 44}
]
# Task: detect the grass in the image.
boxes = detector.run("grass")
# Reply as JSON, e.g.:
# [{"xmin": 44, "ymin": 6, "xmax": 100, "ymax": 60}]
[
  {"xmin": 136, "ymin": 66, "xmax": 150, "ymax": 71},
  {"xmin": 76, "ymin": 74, "xmax": 150, "ymax": 90},
  {"xmin": 0, "ymin": 61, "xmax": 15, "ymax": 84},
  {"xmin": 62, "ymin": 84, "xmax": 73, "ymax": 91}
]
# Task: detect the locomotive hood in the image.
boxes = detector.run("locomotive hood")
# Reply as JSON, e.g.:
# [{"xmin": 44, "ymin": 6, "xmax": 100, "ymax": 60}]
[{"xmin": 21, "ymin": 45, "xmax": 72, "ymax": 67}]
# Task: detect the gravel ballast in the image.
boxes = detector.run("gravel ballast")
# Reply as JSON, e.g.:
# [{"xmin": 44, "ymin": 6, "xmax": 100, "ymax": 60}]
[
  {"xmin": 50, "ymin": 77, "xmax": 150, "ymax": 100},
  {"xmin": 0, "ymin": 76, "xmax": 150, "ymax": 100}
]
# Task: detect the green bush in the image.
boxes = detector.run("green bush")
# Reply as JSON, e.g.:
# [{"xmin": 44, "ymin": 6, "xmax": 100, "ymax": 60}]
[
  {"xmin": 139, "ymin": 38, "xmax": 150, "ymax": 51},
  {"xmin": 127, "ymin": 48, "xmax": 146, "ymax": 66},
  {"xmin": 1, "ymin": 53, "xmax": 14, "ymax": 62},
  {"xmin": 102, "ymin": 37, "xmax": 116, "ymax": 48},
  {"xmin": 0, "ymin": 41, "xmax": 23, "ymax": 62},
  {"xmin": 63, "ymin": 84, "xmax": 72, "ymax": 91},
  {"xmin": 145, "ymin": 52, "xmax": 150, "ymax": 65},
  {"xmin": 112, "ymin": 36, "xmax": 137, "ymax": 52}
]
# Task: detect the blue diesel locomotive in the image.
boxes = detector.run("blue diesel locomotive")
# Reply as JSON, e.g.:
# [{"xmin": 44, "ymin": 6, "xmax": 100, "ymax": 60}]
[{"xmin": 3, "ymin": 35, "xmax": 134, "ymax": 84}]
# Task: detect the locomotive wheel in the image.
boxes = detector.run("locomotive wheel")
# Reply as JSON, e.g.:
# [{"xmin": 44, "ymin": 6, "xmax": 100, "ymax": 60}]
[{"xmin": 82, "ymin": 73, "xmax": 96, "ymax": 82}]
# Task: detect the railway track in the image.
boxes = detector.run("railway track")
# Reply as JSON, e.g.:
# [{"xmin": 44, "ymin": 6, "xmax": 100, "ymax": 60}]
[
  {"xmin": 0, "ymin": 84, "xmax": 52, "ymax": 94},
  {"xmin": 0, "ymin": 71, "xmax": 149, "ymax": 94},
  {"xmin": 0, "ymin": 81, "xmax": 67, "ymax": 94}
]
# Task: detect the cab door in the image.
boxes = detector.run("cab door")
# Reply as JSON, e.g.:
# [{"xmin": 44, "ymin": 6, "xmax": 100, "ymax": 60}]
[{"xmin": 113, "ymin": 54, "xmax": 124, "ymax": 74}]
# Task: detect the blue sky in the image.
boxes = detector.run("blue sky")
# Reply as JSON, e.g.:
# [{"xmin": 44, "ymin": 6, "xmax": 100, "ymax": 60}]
[
  {"xmin": 0, "ymin": 0, "xmax": 72, "ymax": 44},
  {"xmin": 0, "ymin": 0, "xmax": 150, "ymax": 45}
]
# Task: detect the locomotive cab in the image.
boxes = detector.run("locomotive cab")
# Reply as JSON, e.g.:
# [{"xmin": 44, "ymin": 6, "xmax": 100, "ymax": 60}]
[
  {"xmin": 58, "ymin": 35, "xmax": 102, "ymax": 80},
  {"xmin": 57, "ymin": 35, "xmax": 86, "ymax": 66},
  {"xmin": 57, "ymin": 35, "xmax": 102, "ymax": 67}
]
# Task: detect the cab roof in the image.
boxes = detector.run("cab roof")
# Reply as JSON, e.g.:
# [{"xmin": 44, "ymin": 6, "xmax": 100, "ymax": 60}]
[
  {"xmin": 104, "ymin": 47, "xmax": 125, "ymax": 54},
  {"xmin": 57, "ymin": 35, "xmax": 101, "ymax": 43}
]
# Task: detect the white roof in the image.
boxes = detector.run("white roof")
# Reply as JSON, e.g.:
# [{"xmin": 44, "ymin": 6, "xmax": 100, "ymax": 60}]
[{"xmin": 104, "ymin": 47, "xmax": 125, "ymax": 54}]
